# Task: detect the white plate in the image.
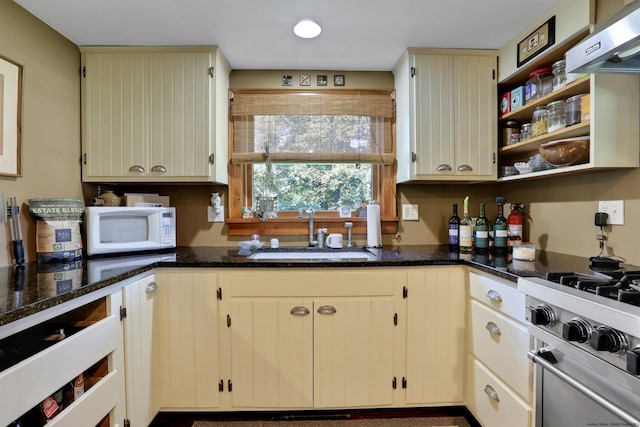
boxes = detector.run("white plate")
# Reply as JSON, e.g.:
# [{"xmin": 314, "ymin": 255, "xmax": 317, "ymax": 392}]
[{"xmin": 239, "ymin": 241, "xmax": 266, "ymax": 250}]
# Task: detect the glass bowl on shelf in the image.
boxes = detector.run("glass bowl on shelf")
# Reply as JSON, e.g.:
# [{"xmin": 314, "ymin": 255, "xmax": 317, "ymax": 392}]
[
  {"xmin": 538, "ymin": 137, "xmax": 590, "ymax": 167},
  {"xmin": 513, "ymin": 162, "xmax": 532, "ymax": 174}
]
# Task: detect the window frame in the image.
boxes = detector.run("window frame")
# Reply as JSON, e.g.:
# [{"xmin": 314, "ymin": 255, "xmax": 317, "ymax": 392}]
[{"xmin": 226, "ymin": 89, "xmax": 398, "ymax": 237}]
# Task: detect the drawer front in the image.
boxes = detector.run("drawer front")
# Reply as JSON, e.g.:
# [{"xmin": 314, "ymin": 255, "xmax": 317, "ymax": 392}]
[
  {"xmin": 469, "ymin": 272, "xmax": 525, "ymax": 322},
  {"xmin": 466, "ymin": 356, "xmax": 532, "ymax": 427},
  {"xmin": 0, "ymin": 315, "xmax": 120, "ymax": 426},
  {"xmin": 469, "ymin": 300, "xmax": 532, "ymax": 400}
]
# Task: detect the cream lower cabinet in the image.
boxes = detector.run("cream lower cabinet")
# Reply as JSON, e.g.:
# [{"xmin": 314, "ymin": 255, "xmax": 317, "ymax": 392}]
[
  {"xmin": 404, "ymin": 267, "xmax": 466, "ymax": 405},
  {"xmin": 122, "ymin": 269, "xmax": 220, "ymax": 425},
  {"xmin": 80, "ymin": 46, "xmax": 230, "ymax": 183},
  {"xmin": 221, "ymin": 268, "xmax": 401, "ymax": 409},
  {"xmin": 465, "ymin": 271, "xmax": 533, "ymax": 427}
]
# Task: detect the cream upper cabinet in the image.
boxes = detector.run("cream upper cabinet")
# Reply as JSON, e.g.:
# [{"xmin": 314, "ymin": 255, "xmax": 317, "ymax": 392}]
[
  {"xmin": 80, "ymin": 46, "xmax": 230, "ymax": 183},
  {"xmin": 222, "ymin": 269, "xmax": 400, "ymax": 409},
  {"xmin": 394, "ymin": 49, "xmax": 498, "ymax": 182},
  {"xmin": 404, "ymin": 266, "xmax": 466, "ymax": 405}
]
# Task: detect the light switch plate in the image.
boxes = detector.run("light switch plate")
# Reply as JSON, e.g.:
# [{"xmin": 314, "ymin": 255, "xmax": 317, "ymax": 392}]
[
  {"xmin": 598, "ymin": 200, "xmax": 624, "ymax": 225},
  {"xmin": 207, "ymin": 206, "xmax": 225, "ymax": 223},
  {"xmin": 402, "ymin": 204, "xmax": 419, "ymax": 221}
]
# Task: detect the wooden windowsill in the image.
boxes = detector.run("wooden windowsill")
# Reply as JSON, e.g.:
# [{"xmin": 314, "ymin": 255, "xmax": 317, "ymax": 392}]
[{"xmin": 227, "ymin": 217, "xmax": 398, "ymax": 236}]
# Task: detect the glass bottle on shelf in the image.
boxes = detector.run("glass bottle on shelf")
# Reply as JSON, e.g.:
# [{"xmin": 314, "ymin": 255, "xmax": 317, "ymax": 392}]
[
  {"xmin": 493, "ymin": 197, "xmax": 508, "ymax": 254},
  {"xmin": 459, "ymin": 196, "xmax": 473, "ymax": 254},
  {"xmin": 475, "ymin": 203, "xmax": 490, "ymax": 253},
  {"xmin": 448, "ymin": 203, "xmax": 460, "ymax": 253}
]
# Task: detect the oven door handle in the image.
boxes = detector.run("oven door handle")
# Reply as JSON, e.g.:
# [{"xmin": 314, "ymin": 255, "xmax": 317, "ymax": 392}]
[{"xmin": 528, "ymin": 350, "xmax": 640, "ymax": 426}]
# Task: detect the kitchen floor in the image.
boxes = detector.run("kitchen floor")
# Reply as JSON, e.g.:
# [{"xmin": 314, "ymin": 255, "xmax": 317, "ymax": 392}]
[{"xmin": 148, "ymin": 408, "xmax": 480, "ymax": 427}]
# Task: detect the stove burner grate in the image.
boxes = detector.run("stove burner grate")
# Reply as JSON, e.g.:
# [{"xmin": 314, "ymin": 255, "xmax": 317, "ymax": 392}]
[{"xmin": 545, "ymin": 271, "xmax": 640, "ymax": 307}]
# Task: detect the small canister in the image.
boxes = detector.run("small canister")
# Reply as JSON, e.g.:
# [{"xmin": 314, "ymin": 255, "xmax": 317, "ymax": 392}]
[
  {"xmin": 525, "ymin": 68, "xmax": 553, "ymax": 103},
  {"xmin": 552, "ymin": 60, "xmax": 566, "ymax": 91},
  {"xmin": 532, "ymin": 106, "xmax": 548, "ymax": 137},
  {"xmin": 520, "ymin": 123, "xmax": 532, "ymax": 141},
  {"xmin": 547, "ymin": 100, "xmax": 566, "ymax": 133},
  {"xmin": 566, "ymin": 93, "xmax": 586, "ymax": 126},
  {"xmin": 502, "ymin": 120, "xmax": 519, "ymax": 146}
]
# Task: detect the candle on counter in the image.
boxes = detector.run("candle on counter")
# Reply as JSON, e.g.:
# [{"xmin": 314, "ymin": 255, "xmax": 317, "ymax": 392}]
[{"xmin": 513, "ymin": 242, "xmax": 536, "ymax": 261}]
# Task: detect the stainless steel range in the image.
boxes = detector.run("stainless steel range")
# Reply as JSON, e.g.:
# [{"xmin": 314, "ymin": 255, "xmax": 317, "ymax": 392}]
[{"xmin": 518, "ymin": 271, "xmax": 640, "ymax": 427}]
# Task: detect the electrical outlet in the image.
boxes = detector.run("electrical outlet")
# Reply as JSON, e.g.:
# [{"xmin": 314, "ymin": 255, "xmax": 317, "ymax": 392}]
[
  {"xmin": 598, "ymin": 200, "xmax": 624, "ymax": 225},
  {"xmin": 402, "ymin": 204, "xmax": 419, "ymax": 221},
  {"xmin": 207, "ymin": 206, "xmax": 225, "ymax": 223}
]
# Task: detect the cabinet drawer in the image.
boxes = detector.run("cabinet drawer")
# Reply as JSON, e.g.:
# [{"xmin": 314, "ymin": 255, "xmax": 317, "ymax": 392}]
[
  {"xmin": 466, "ymin": 356, "xmax": 532, "ymax": 427},
  {"xmin": 469, "ymin": 300, "xmax": 532, "ymax": 400},
  {"xmin": 469, "ymin": 272, "xmax": 525, "ymax": 322},
  {"xmin": 0, "ymin": 315, "xmax": 120, "ymax": 425},
  {"xmin": 48, "ymin": 370, "xmax": 121, "ymax": 427}
]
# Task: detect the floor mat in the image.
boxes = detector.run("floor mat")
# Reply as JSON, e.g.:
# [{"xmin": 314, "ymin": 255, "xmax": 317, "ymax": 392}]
[{"xmin": 192, "ymin": 417, "xmax": 468, "ymax": 427}]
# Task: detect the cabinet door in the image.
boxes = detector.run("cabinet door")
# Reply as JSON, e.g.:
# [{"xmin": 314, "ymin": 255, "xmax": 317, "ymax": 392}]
[
  {"xmin": 453, "ymin": 54, "xmax": 496, "ymax": 178},
  {"xmin": 405, "ymin": 267, "xmax": 466, "ymax": 404},
  {"xmin": 229, "ymin": 298, "xmax": 314, "ymax": 408},
  {"xmin": 82, "ymin": 52, "xmax": 147, "ymax": 179},
  {"xmin": 122, "ymin": 274, "xmax": 160, "ymax": 427},
  {"xmin": 411, "ymin": 54, "xmax": 455, "ymax": 178},
  {"xmin": 147, "ymin": 52, "xmax": 214, "ymax": 178},
  {"xmin": 155, "ymin": 270, "xmax": 220, "ymax": 409},
  {"xmin": 313, "ymin": 298, "xmax": 395, "ymax": 408}
]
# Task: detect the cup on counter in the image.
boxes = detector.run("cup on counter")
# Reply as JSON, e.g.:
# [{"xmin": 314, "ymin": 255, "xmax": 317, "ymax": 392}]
[
  {"xmin": 326, "ymin": 234, "xmax": 343, "ymax": 249},
  {"xmin": 270, "ymin": 238, "xmax": 279, "ymax": 249}
]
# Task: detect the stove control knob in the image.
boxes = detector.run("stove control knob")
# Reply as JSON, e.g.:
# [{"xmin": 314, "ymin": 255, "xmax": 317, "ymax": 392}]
[
  {"xmin": 562, "ymin": 318, "xmax": 591, "ymax": 343},
  {"xmin": 626, "ymin": 347, "xmax": 640, "ymax": 375},
  {"xmin": 590, "ymin": 326, "xmax": 627, "ymax": 354},
  {"xmin": 529, "ymin": 304, "xmax": 556, "ymax": 326}
]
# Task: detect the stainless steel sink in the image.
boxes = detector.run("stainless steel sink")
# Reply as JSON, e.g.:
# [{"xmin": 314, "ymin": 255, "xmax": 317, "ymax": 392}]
[{"xmin": 247, "ymin": 247, "xmax": 378, "ymax": 261}]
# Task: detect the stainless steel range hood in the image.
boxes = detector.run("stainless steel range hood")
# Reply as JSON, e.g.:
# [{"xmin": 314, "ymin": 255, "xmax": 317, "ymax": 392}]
[{"xmin": 566, "ymin": 0, "xmax": 640, "ymax": 73}]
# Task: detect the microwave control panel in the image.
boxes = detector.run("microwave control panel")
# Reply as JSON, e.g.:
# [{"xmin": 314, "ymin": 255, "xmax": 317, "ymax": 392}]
[{"xmin": 161, "ymin": 211, "xmax": 177, "ymax": 246}]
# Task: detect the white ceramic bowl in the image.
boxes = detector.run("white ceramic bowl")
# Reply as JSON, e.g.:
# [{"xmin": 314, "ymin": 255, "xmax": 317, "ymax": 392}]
[
  {"xmin": 513, "ymin": 162, "xmax": 532, "ymax": 174},
  {"xmin": 239, "ymin": 240, "xmax": 266, "ymax": 250}
]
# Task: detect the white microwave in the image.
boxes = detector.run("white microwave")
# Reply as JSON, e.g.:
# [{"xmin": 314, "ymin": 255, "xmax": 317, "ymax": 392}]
[{"xmin": 85, "ymin": 206, "xmax": 176, "ymax": 256}]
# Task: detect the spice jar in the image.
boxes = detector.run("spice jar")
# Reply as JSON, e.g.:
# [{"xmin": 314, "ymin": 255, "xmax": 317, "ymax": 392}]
[
  {"xmin": 532, "ymin": 106, "xmax": 548, "ymax": 137},
  {"xmin": 566, "ymin": 94, "xmax": 586, "ymax": 126},
  {"xmin": 502, "ymin": 120, "xmax": 519, "ymax": 146},
  {"xmin": 547, "ymin": 100, "xmax": 566, "ymax": 133},
  {"xmin": 552, "ymin": 60, "xmax": 566, "ymax": 91},
  {"xmin": 525, "ymin": 68, "xmax": 553, "ymax": 103},
  {"xmin": 520, "ymin": 123, "xmax": 532, "ymax": 141}
]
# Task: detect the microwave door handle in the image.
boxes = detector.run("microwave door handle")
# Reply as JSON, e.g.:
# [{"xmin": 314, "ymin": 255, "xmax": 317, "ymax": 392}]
[{"xmin": 528, "ymin": 350, "xmax": 640, "ymax": 426}]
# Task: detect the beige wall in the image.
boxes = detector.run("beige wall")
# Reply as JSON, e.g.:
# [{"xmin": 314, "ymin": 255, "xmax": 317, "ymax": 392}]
[
  {"xmin": 0, "ymin": 0, "xmax": 82, "ymax": 267},
  {"xmin": 3, "ymin": 0, "xmax": 640, "ymax": 268}
]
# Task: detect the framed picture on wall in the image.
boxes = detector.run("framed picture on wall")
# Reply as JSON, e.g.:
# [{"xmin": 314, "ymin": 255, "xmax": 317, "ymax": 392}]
[{"xmin": 0, "ymin": 54, "xmax": 23, "ymax": 177}]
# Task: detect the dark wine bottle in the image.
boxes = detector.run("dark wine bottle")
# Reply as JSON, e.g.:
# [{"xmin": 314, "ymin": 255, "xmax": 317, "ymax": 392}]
[
  {"xmin": 494, "ymin": 197, "xmax": 508, "ymax": 254},
  {"xmin": 475, "ymin": 203, "xmax": 490, "ymax": 253},
  {"xmin": 448, "ymin": 203, "xmax": 460, "ymax": 252}
]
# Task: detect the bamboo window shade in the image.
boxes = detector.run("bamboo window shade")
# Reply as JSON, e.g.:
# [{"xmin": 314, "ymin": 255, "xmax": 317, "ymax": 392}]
[{"xmin": 231, "ymin": 91, "xmax": 395, "ymax": 165}]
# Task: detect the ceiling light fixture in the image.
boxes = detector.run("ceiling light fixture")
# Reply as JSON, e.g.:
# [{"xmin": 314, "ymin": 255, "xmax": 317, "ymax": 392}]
[{"xmin": 293, "ymin": 20, "xmax": 322, "ymax": 39}]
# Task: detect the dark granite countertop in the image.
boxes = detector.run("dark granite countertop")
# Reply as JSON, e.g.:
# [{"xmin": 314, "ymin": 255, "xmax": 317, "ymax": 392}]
[{"xmin": 0, "ymin": 244, "xmax": 633, "ymax": 327}]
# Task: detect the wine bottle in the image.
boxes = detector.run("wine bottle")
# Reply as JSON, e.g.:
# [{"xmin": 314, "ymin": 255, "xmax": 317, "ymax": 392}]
[
  {"xmin": 475, "ymin": 203, "xmax": 490, "ymax": 253},
  {"xmin": 494, "ymin": 197, "xmax": 508, "ymax": 254},
  {"xmin": 448, "ymin": 204, "xmax": 460, "ymax": 252},
  {"xmin": 459, "ymin": 196, "xmax": 473, "ymax": 253}
]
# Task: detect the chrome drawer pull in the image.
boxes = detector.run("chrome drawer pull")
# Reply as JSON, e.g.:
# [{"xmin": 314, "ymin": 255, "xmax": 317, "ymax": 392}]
[
  {"xmin": 145, "ymin": 282, "xmax": 158, "ymax": 293},
  {"xmin": 457, "ymin": 164, "xmax": 473, "ymax": 171},
  {"xmin": 486, "ymin": 289, "xmax": 502, "ymax": 303},
  {"xmin": 317, "ymin": 305, "xmax": 337, "ymax": 315},
  {"xmin": 436, "ymin": 164, "xmax": 452, "ymax": 171},
  {"xmin": 484, "ymin": 384, "xmax": 500, "ymax": 402},
  {"xmin": 129, "ymin": 165, "xmax": 145, "ymax": 173},
  {"xmin": 151, "ymin": 165, "xmax": 167, "ymax": 173},
  {"xmin": 485, "ymin": 321, "xmax": 501, "ymax": 336},
  {"xmin": 290, "ymin": 306, "xmax": 310, "ymax": 316}
]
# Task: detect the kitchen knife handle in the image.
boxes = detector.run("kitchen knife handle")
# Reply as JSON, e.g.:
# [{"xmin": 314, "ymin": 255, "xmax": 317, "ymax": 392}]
[{"xmin": 12, "ymin": 240, "xmax": 25, "ymax": 265}]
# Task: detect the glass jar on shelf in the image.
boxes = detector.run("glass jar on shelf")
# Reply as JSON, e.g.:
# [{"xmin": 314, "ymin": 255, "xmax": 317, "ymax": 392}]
[
  {"xmin": 520, "ymin": 123, "xmax": 532, "ymax": 141},
  {"xmin": 532, "ymin": 106, "xmax": 549, "ymax": 137},
  {"xmin": 525, "ymin": 68, "xmax": 553, "ymax": 103},
  {"xmin": 502, "ymin": 120, "xmax": 519, "ymax": 146},
  {"xmin": 552, "ymin": 60, "xmax": 566, "ymax": 91},
  {"xmin": 547, "ymin": 100, "xmax": 566, "ymax": 133}
]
